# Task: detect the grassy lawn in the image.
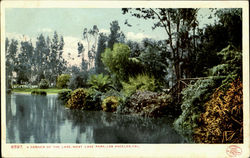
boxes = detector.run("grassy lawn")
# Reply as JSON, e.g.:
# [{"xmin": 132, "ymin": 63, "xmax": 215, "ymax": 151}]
[{"xmin": 12, "ymin": 88, "xmax": 71, "ymax": 94}]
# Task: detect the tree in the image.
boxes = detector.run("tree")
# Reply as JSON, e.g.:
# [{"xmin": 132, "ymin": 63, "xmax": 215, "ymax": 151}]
[
  {"xmin": 215, "ymin": 8, "xmax": 242, "ymax": 49},
  {"xmin": 6, "ymin": 38, "xmax": 18, "ymax": 88},
  {"xmin": 79, "ymin": 25, "xmax": 99, "ymax": 70},
  {"xmin": 122, "ymin": 8, "xmax": 199, "ymax": 81},
  {"xmin": 34, "ymin": 34, "xmax": 48, "ymax": 83},
  {"xmin": 139, "ymin": 39, "xmax": 169, "ymax": 82},
  {"xmin": 95, "ymin": 33, "xmax": 108, "ymax": 74},
  {"xmin": 101, "ymin": 43, "xmax": 143, "ymax": 82},
  {"xmin": 16, "ymin": 40, "xmax": 34, "ymax": 84},
  {"xmin": 50, "ymin": 31, "xmax": 67, "ymax": 84},
  {"xmin": 126, "ymin": 40, "xmax": 141, "ymax": 58},
  {"xmin": 107, "ymin": 21, "xmax": 125, "ymax": 49},
  {"xmin": 193, "ymin": 8, "xmax": 242, "ymax": 77}
]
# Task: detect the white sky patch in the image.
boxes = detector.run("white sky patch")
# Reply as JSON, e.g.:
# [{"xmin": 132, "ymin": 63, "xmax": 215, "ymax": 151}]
[
  {"xmin": 6, "ymin": 32, "xmax": 35, "ymax": 44},
  {"xmin": 99, "ymin": 29, "xmax": 109, "ymax": 34},
  {"xmin": 38, "ymin": 28, "xmax": 53, "ymax": 33},
  {"xmin": 63, "ymin": 36, "xmax": 91, "ymax": 68},
  {"xmin": 197, "ymin": 9, "xmax": 217, "ymax": 28},
  {"xmin": 64, "ymin": 36, "xmax": 82, "ymax": 67},
  {"xmin": 126, "ymin": 32, "xmax": 151, "ymax": 42}
]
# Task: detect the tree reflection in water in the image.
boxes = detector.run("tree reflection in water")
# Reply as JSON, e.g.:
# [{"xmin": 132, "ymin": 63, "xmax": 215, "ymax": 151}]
[{"xmin": 6, "ymin": 94, "xmax": 185, "ymax": 143}]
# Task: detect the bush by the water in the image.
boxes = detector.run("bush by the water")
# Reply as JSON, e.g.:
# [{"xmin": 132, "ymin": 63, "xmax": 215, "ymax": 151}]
[
  {"xmin": 57, "ymin": 74, "xmax": 71, "ymax": 88},
  {"xmin": 193, "ymin": 79, "xmax": 243, "ymax": 143},
  {"xmin": 101, "ymin": 96, "xmax": 121, "ymax": 112},
  {"xmin": 66, "ymin": 88, "xmax": 102, "ymax": 110},
  {"xmin": 67, "ymin": 88, "xmax": 88, "ymax": 109},
  {"xmin": 173, "ymin": 77, "xmax": 223, "ymax": 142},
  {"xmin": 58, "ymin": 89, "xmax": 72, "ymax": 105},
  {"xmin": 39, "ymin": 79, "xmax": 49, "ymax": 89},
  {"xmin": 85, "ymin": 89, "xmax": 103, "ymax": 111},
  {"xmin": 121, "ymin": 74, "xmax": 156, "ymax": 97},
  {"xmin": 31, "ymin": 90, "xmax": 47, "ymax": 95},
  {"xmin": 118, "ymin": 91, "xmax": 173, "ymax": 117}
]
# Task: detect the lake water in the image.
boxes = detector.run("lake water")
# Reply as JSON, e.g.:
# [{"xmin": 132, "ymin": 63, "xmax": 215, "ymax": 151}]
[{"xmin": 6, "ymin": 93, "xmax": 186, "ymax": 143}]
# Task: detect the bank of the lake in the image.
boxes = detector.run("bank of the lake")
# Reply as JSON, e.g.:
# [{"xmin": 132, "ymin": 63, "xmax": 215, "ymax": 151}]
[{"xmin": 12, "ymin": 88, "xmax": 71, "ymax": 94}]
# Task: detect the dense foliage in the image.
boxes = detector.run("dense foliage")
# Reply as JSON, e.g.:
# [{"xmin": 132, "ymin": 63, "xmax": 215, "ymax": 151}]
[
  {"xmin": 173, "ymin": 77, "xmax": 223, "ymax": 142},
  {"xmin": 67, "ymin": 88, "xmax": 88, "ymax": 109},
  {"xmin": 58, "ymin": 89, "xmax": 72, "ymax": 105},
  {"xmin": 121, "ymin": 74, "xmax": 156, "ymax": 97},
  {"xmin": 119, "ymin": 91, "xmax": 173, "ymax": 117},
  {"xmin": 69, "ymin": 72, "xmax": 89, "ymax": 90},
  {"xmin": 39, "ymin": 79, "xmax": 50, "ymax": 89},
  {"xmin": 194, "ymin": 79, "xmax": 243, "ymax": 143},
  {"xmin": 101, "ymin": 96, "xmax": 121, "ymax": 112},
  {"xmin": 102, "ymin": 43, "xmax": 143, "ymax": 82},
  {"xmin": 87, "ymin": 74, "xmax": 113, "ymax": 92},
  {"xmin": 174, "ymin": 43, "xmax": 242, "ymax": 142},
  {"xmin": 208, "ymin": 45, "xmax": 242, "ymax": 77},
  {"xmin": 56, "ymin": 74, "xmax": 71, "ymax": 88}
]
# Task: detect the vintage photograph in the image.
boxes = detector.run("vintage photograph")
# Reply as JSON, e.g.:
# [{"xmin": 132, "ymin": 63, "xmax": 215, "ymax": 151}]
[{"xmin": 1, "ymin": 1, "xmax": 249, "ymax": 157}]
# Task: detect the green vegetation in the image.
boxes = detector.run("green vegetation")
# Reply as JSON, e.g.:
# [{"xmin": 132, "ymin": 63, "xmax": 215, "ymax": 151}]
[
  {"xmin": 173, "ymin": 77, "xmax": 223, "ymax": 142},
  {"xmin": 57, "ymin": 74, "xmax": 71, "ymax": 88},
  {"xmin": 174, "ymin": 45, "xmax": 242, "ymax": 142},
  {"xmin": 87, "ymin": 74, "xmax": 113, "ymax": 92},
  {"xmin": 12, "ymin": 88, "xmax": 70, "ymax": 94},
  {"xmin": 58, "ymin": 89, "xmax": 72, "ymax": 104},
  {"xmin": 101, "ymin": 96, "xmax": 121, "ymax": 112},
  {"xmin": 66, "ymin": 88, "xmax": 88, "ymax": 109},
  {"xmin": 121, "ymin": 74, "xmax": 156, "ymax": 97},
  {"xmin": 102, "ymin": 43, "xmax": 143, "ymax": 82},
  {"xmin": 39, "ymin": 79, "xmax": 50, "ymax": 89}
]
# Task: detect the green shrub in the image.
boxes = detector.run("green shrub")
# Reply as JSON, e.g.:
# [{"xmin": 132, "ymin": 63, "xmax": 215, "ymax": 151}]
[
  {"xmin": 57, "ymin": 74, "xmax": 71, "ymax": 88},
  {"xmin": 87, "ymin": 74, "xmax": 112, "ymax": 92},
  {"xmin": 121, "ymin": 74, "xmax": 156, "ymax": 97},
  {"xmin": 58, "ymin": 89, "xmax": 72, "ymax": 105},
  {"xmin": 101, "ymin": 96, "xmax": 121, "ymax": 112},
  {"xmin": 173, "ymin": 77, "xmax": 223, "ymax": 142},
  {"xmin": 31, "ymin": 90, "xmax": 47, "ymax": 95},
  {"xmin": 39, "ymin": 79, "xmax": 49, "ymax": 89},
  {"xmin": 67, "ymin": 88, "xmax": 88, "ymax": 109}
]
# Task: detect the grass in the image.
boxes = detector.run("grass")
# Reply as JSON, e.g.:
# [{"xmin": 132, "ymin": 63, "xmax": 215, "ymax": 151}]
[{"xmin": 12, "ymin": 88, "xmax": 71, "ymax": 94}]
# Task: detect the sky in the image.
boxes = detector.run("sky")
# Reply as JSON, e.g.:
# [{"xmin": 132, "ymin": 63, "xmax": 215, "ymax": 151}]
[{"xmin": 5, "ymin": 8, "xmax": 216, "ymax": 66}]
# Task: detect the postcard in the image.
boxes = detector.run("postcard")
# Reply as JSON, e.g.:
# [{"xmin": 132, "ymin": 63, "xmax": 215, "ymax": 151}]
[{"xmin": 1, "ymin": 1, "xmax": 249, "ymax": 157}]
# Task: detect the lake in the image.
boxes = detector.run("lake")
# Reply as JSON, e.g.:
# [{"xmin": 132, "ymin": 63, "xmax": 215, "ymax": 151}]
[{"xmin": 6, "ymin": 93, "xmax": 186, "ymax": 143}]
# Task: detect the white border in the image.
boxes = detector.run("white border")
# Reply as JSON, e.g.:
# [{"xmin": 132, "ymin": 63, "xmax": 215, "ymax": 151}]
[{"xmin": 1, "ymin": 1, "xmax": 249, "ymax": 158}]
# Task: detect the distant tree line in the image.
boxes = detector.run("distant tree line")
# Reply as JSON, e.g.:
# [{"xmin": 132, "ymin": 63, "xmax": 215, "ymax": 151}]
[{"xmin": 6, "ymin": 31, "xmax": 67, "ymax": 88}]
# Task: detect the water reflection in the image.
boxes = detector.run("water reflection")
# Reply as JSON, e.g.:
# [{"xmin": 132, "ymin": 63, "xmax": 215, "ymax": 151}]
[{"xmin": 6, "ymin": 94, "xmax": 185, "ymax": 143}]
